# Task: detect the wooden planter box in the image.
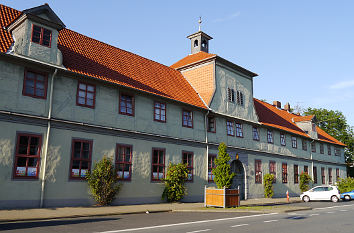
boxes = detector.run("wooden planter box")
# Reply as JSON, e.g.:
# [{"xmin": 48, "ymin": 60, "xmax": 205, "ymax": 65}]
[{"xmin": 204, "ymin": 186, "xmax": 240, "ymax": 208}]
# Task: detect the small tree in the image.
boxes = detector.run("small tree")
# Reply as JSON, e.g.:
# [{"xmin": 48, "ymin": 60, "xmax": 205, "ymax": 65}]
[
  {"xmin": 213, "ymin": 143, "xmax": 235, "ymax": 189},
  {"xmin": 263, "ymin": 173, "xmax": 274, "ymax": 198},
  {"xmin": 337, "ymin": 177, "xmax": 354, "ymax": 193},
  {"xmin": 86, "ymin": 156, "xmax": 121, "ymax": 206},
  {"xmin": 162, "ymin": 163, "xmax": 188, "ymax": 202},
  {"xmin": 299, "ymin": 172, "xmax": 312, "ymax": 192}
]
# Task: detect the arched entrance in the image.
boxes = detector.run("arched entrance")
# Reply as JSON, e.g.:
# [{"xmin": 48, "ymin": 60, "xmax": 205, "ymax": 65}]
[{"xmin": 230, "ymin": 160, "xmax": 245, "ymax": 200}]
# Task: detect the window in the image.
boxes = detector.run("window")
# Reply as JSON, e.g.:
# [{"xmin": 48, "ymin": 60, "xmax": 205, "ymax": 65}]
[
  {"xmin": 294, "ymin": 165, "xmax": 299, "ymax": 184},
  {"xmin": 302, "ymin": 139, "xmax": 307, "ymax": 151},
  {"xmin": 154, "ymin": 102, "xmax": 166, "ymax": 122},
  {"xmin": 77, "ymin": 82, "xmax": 95, "ymax": 108},
  {"xmin": 70, "ymin": 139, "xmax": 92, "ymax": 179},
  {"xmin": 313, "ymin": 166, "xmax": 317, "ymax": 184},
  {"xmin": 327, "ymin": 145, "xmax": 331, "ymax": 155},
  {"xmin": 280, "ymin": 133, "xmax": 286, "ymax": 146},
  {"xmin": 194, "ymin": 39, "xmax": 198, "ymax": 47},
  {"xmin": 336, "ymin": 168, "xmax": 340, "ymax": 182},
  {"xmin": 13, "ymin": 133, "xmax": 42, "ymax": 179},
  {"xmin": 226, "ymin": 121, "xmax": 234, "ymax": 136},
  {"xmin": 207, "ymin": 116, "xmax": 216, "ymax": 133},
  {"xmin": 23, "ymin": 70, "xmax": 48, "ymax": 99},
  {"xmin": 267, "ymin": 130, "xmax": 273, "ymax": 143},
  {"xmin": 328, "ymin": 168, "xmax": 332, "ymax": 184},
  {"xmin": 321, "ymin": 167, "xmax": 325, "ymax": 184},
  {"xmin": 151, "ymin": 148, "xmax": 165, "ymax": 181},
  {"xmin": 304, "ymin": 165, "xmax": 308, "ymax": 174},
  {"xmin": 227, "ymin": 88, "xmax": 235, "ymax": 103},
  {"xmin": 235, "ymin": 123, "xmax": 243, "ymax": 137},
  {"xmin": 116, "ymin": 144, "xmax": 132, "ymax": 181},
  {"xmin": 334, "ymin": 148, "xmax": 340, "ymax": 156},
  {"xmin": 291, "ymin": 136, "xmax": 297, "ymax": 148},
  {"xmin": 182, "ymin": 151, "xmax": 193, "ymax": 182},
  {"xmin": 236, "ymin": 90, "xmax": 244, "ymax": 106},
  {"xmin": 208, "ymin": 154, "xmax": 217, "ymax": 182},
  {"xmin": 269, "ymin": 161, "xmax": 276, "ymax": 183},
  {"xmin": 320, "ymin": 144, "xmax": 324, "ymax": 154},
  {"xmin": 282, "ymin": 163, "xmax": 288, "ymax": 183},
  {"xmin": 255, "ymin": 160, "xmax": 262, "ymax": 184},
  {"xmin": 311, "ymin": 142, "xmax": 316, "ymax": 153},
  {"xmin": 31, "ymin": 24, "xmax": 52, "ymax": 47},
  {"xmin": 119, "ymin": 93, "xmax": 134, "ymax": 116},
  {"xmin": 182, "ymin": 110, "xmax": 193, "ymax": 128},
  {"xmin": 253, "ymin": 127, "xmax": 260, "ymax": 141}
]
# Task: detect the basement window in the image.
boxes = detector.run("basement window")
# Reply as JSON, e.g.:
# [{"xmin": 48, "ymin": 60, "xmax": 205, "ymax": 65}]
[{"xmin": 31, "ymin": 24, "xmax": 52, "ymax": 47}]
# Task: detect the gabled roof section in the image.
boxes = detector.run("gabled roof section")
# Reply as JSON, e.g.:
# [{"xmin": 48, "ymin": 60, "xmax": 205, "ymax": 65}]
[
  {"xmin": 23, "ymin": 3, "xmax": 65, "ymax": 28},
  {"xmin": 293, "ymin": 115, "xmax": 315, "ymax": 123},
  {"xmin": 254, "ymin": 99, "xmax": 345, "ymax": 146},
  {"xmin": 0, "ymin": 4, "xmax": 207, "ymax": 109},
  {"xmin": 170, "ymin": 51, "xmax": 216, "ymax": 69}
]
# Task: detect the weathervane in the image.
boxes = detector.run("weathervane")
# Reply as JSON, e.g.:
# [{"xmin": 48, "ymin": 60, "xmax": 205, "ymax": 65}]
[{"xmin": 198, "ymin": 16, "xmax": 202, "ymax": 31}]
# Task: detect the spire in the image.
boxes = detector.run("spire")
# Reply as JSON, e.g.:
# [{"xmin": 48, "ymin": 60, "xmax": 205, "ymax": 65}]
[
  {"xmin": 198, "ymin": 16, "xmax": 202, "ymax": 31},
  {"xmin": 187, "ymin": 18, "xmax": 213, "ymax": 54}
]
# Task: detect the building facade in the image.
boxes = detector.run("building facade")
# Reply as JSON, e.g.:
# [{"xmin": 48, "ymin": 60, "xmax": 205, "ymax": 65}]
[{"xmin": 0, "ymin": 4, "xmax": 346, "ymax": 209}]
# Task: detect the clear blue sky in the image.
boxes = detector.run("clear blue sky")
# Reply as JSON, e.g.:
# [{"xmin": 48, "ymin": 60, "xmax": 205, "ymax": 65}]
[{"xmin": 3, "ymin": 0, "xmax": 354, "ymax": 126}]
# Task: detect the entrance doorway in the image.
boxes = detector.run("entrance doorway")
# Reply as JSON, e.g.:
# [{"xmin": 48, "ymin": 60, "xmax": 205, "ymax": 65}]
[{"xmin": 231, "ymin": 160, "xmax": 245, "ymax": 200}]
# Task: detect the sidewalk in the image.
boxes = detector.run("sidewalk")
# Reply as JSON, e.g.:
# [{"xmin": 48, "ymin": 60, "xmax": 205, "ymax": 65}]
[{"xmin": 0, "ymin": 197, "xmax": 307, "ymax": 223}]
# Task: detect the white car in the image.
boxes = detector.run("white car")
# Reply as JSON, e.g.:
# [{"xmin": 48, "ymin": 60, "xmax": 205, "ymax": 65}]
[{"xmin": 300, "ymin": 185, "xmax": 340, "ymax": 202}]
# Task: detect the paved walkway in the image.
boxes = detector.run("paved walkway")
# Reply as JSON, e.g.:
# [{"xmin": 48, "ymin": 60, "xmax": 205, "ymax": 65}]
[{"xmin": 0, "ymin": 197, "xmax": 305, "ymax": 223}]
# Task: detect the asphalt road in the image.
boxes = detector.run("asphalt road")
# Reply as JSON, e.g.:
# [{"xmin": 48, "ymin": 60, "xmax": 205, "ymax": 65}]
[{"xmin": 1, "ymin": 201, "xmax": 353, "ymax": 233}]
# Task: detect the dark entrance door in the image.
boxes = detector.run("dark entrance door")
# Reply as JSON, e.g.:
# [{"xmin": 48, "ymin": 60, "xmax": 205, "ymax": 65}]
[{"xmin": 231, "ymin": 160, "xmax": 245, "ymax": 200}]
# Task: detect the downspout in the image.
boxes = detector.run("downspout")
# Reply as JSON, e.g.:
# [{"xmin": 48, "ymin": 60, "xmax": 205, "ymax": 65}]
[
  {"xmin": 40, "ymin": 68, "xmax": 57, "ymax": 208},
  {"xmin": 310, "ymin": 139, "xmax": 314, "ymax": 182},
  {"xmin": 205, "ymin": 110, "xmax": 210, "ymax": 183}
]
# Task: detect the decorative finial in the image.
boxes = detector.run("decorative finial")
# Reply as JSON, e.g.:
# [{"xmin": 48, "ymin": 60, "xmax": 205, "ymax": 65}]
[{"xmin": 198, "ymin": 16, "xmax": 202, "ymax": 31}]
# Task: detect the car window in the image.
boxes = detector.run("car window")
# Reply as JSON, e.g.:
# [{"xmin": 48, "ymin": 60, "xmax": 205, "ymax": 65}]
[
  {"xmin": 328, "ymin": 187, "xmax": 333, "ymax": 191},
  {"xmin": 323, "ymin": 187, "xmax": 329, "ymax": 191},
  {"xmin": 313, "ymin": 187, "xmax": 324, "ymax": 192}
]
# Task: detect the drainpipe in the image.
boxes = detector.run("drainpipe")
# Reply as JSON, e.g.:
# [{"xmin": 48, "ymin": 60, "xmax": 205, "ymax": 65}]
[
  {"xmin": 310, "ymin": 139, "xmax": 314, "ymax": 182},
  {"xmin": 205, "ymin": 111, "xmax": 210, "ymax": 183},
  {"xmin": 40, "ymin": 68, "xmax": 57, "ymax": 208}
]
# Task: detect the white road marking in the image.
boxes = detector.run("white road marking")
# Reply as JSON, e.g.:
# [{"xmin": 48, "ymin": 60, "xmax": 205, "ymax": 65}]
[
  {"xmin": 264, "ymin": 220, "xmax": 278, "ymax": 223},
  {"xmin": 287, "ymin": 213, "xmax": 298, "ymax": 215},
  {"xmin": 231, "ymin": 224, "xmax": 249, "ymax": 228},
  {"xmin": 314, "ymin": 204, "xmax": 354, "ymax": 210},
  {"xmin": 186, "ymin": 229, "xmax": 211, "ymax": 233},
  {"xmin": 339, "ymin": 209, "xmax": 348, "ymax": 212},
  {"xmin": 309, "ymin": 214, "xmax": 319, "ymax": 216},
  {"xmin": 95, "ymin": 213, "xmax": 278, "ymax": 233},
  {"xmin": 326, "ymin": 211, "xmax": 335, "ymax": 214}
]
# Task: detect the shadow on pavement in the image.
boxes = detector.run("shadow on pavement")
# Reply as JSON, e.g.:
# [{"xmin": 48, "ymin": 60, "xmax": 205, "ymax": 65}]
[{"xmin": 0, "ymin": 217, "xmax": 119, "ymax": 231}]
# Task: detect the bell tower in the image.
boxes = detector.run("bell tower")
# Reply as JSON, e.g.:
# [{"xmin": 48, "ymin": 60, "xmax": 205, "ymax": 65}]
[{"xmin": 187, "ymin": 17, "xmax": 213, "ymax": 54}]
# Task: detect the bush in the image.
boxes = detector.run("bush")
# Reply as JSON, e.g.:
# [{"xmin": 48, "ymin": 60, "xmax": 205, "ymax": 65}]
[
  {"xmin": 86, "ymin": 157, "xmax": 121, "ymax": 206},
  {"xmin": 162, "ymin": 163, "xmax": 188, "ymax": 202},
  {"xmin": 213, "ymin": 143, "xmax": 235, "ymax": 189},
  {"xmin": 264, "ymin": 173, "xmax": 274, "ymax": 198},
  {"xmin": 337, "ymin": 177, "xmax": 354, "ymax": 193},
  {"xmin": 299, "ymin": 172, "xmax": 312, "ymax": 192}
]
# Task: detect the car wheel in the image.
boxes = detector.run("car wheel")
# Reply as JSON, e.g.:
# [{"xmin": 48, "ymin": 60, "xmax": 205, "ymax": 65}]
[
  {"xmin": 344, "ymin": 195, "xmax": 351, "ymax": 201},
  {"xmin": 331, "ymin": 195, "xmax": 339, "ymax": 202},
  {"xmin": 303, "ymin": 195, "xmax": 310, "ymax": 202}
]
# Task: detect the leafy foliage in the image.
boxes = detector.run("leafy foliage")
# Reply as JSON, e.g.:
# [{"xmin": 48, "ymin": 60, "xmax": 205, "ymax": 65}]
[
  {"xmin": 213, "ymin": 143, "xmax": 235, "ymax": 189},
  {"xmin": 304, "ymin": 108, "xmax": 354, "ymax": 175},
  {"xmin": 263, "ymin": 173, "xmax": 274, "ymax": 198},
  {"xmin": 162, "ymin": 163, "xmax": 188, "ymax": 202},
  {"xmin": 337, "ymin": 177, "xmax": 354, "ymax": 193},
  {"xmin": 299, "ymin": 172, "xmax": 312, "ymax": 192},
  {"xmin": 86, "ymin": 157, "xmax": 121, "ymax": 206}
]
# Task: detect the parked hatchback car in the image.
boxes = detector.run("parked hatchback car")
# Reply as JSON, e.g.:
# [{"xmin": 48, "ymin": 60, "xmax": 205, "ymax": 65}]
[
  {"xmin": 340, "ymin": 190, "xmax": 354, "ymax": 201},
  {"xmin": 300, "ymin": 185, "xmax": 340, "ymax": 202}
]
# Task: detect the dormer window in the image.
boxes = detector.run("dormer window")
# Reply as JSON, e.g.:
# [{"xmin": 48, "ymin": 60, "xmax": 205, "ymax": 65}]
[{"xmin": 31, "ymin": 24, "xmax": 52, "ymax": 47}]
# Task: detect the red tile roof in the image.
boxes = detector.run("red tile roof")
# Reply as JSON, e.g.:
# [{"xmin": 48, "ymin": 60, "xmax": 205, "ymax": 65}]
[
  {"xmin": 0, "ymin": 4, "xmax": 207, "ymax": 109},
  {"xmin": 254, "ymin": 99, "xmax": 345, "ymax": 146},
  {"xmin": 293, "ymin": 115, "xmax": 314, "ymax": 123},
  {"xmin": 170, "ymin": 51, "xmax": 216, "ymax": 69}
]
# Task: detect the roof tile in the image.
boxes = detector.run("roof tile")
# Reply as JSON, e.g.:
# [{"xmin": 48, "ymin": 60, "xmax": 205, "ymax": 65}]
[{"xmin": 170, "ymin": 51, "xmax": 216, "ymax": 69}]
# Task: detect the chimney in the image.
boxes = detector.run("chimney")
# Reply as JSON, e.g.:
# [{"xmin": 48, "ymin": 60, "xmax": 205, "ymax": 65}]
[
  {"xmin": 273, "ymin": 101, "xmax": 281, "ymax": 109},
  {"xmin": 284, "ymin": 102, "xmax": 291, "ymax": 112}
]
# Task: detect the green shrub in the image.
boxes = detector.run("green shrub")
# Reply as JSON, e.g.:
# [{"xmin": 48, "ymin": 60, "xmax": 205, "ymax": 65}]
[
  {"xmin": 213, "ymin": 143, "xmax": 235, "ymax": 189},
  {"xmin": 263, "ymin": 173, "xmax": 274, "ymax": 198},
  {"xmin": 337, "ymin": 177, "xmax": 354, "ymax": 193},
  {"xmin": 299, "ymin": 172, "xmax": 312, "ymax": 192},
  {"xmin": 86, "ymin": 157, "xmax": 121, "ymax": 206},
  {"xmin": 162, "ymin": 163, "xmax": 188, "ymax": 202}
]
